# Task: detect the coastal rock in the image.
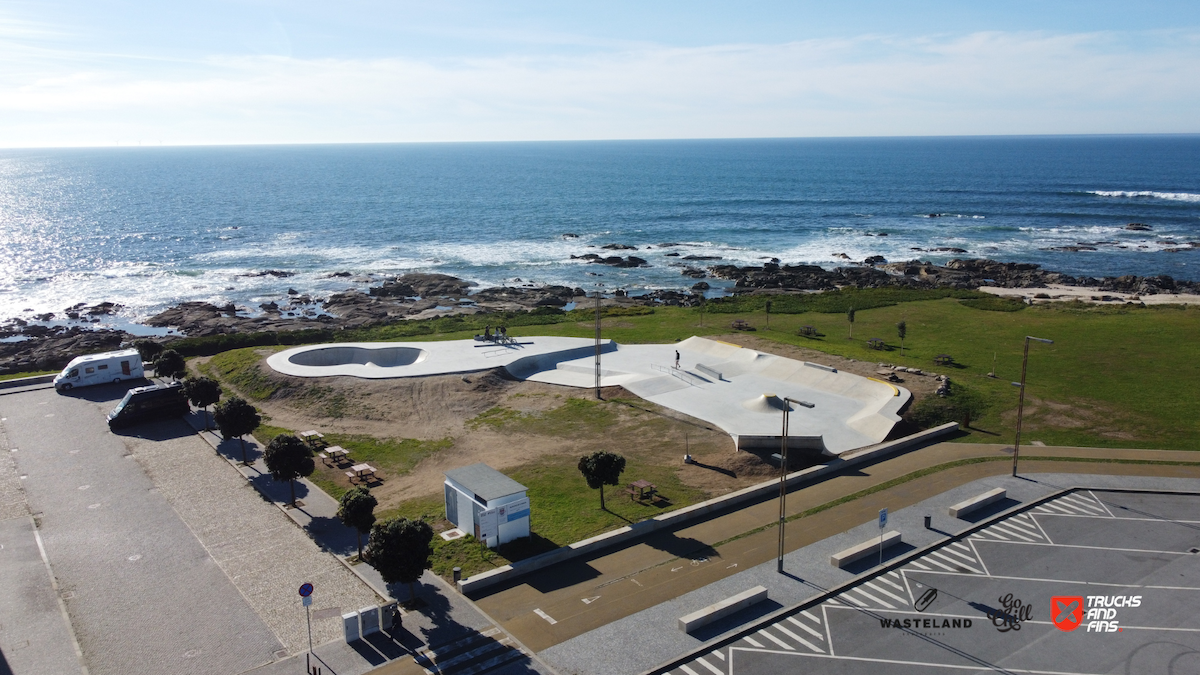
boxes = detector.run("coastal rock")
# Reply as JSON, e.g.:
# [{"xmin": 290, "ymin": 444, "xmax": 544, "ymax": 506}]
[
  {"xmin": 601, "ymin": 243, "xmax": 638, "ymax": 251},
  {"xmin": 590, "ymin": 256, "xmax": 649, "ymax": 268},
  {"xmin": 1126, "ymin": 223, "xmax": 1152, "ymax": 231},
  {"xmin": 369, "ymin": 273, "xmax": 476, "ymax": 298},
  {"xmin": 682, "ymin": 255, "xmax": 721, "ymax": 261},
  {"xmin": 240, "ymin": 269, "xmax": 295, "ymax": 278}
]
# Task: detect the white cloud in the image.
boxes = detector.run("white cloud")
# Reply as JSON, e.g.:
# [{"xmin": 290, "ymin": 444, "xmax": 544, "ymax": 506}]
[{"xmin": 1, "ymin": 29, "xmax": 1198, "ymax": 146}]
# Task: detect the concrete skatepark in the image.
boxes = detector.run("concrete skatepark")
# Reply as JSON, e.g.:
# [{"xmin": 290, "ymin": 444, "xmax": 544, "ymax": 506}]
[{"xmin": 266, "ymin": 336, "xmax": 911, "ymax": 456}]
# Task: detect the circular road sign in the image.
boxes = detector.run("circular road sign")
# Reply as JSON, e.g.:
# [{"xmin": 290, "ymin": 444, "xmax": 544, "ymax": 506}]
[{"xmin": 299, "ymin": 583, "xmax": 314, "ymax": 597}]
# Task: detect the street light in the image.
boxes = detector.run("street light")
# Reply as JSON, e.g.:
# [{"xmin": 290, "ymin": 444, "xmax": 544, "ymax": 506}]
[
  {"xmin": 778, "ymin": 396, "xmax": 815, "ymax": 573},
  {"xmin": 1012, "ymin": 336, "xmax": 1053, "ymax": 476}
]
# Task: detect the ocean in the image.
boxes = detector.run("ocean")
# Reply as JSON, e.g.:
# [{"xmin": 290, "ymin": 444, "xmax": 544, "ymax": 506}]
[{"xmin": 1, "ymin": 136, "xmax": 1197, "ymax": 329}]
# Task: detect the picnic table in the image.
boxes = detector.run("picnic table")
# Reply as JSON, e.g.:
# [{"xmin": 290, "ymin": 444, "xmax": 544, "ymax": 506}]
[
  {"xmin": 934, "ymin": 354, "xmax": 954, "ymax": 366},
  {"xmin": 627, "ymin": 479, "xmax": 657, "ymax": 501},
  {"xmin": 322, "ymin": 446, "xmax": 348, "ymax": 464},
  {"xmin": 731, "ymin": 320, "xmax": 755, "ymax": 331},
  {"xmin": 867, "ymin": 338, "xmax": 885, "ymax": 350},
  {"xmin": 798, "ymin": 325, "xmax": 817, "ymax": 337},
  {"xmin": 346, "ymin": 463, "xmax": 377, "ymax": 483},
  {"xmin": 299, "ymin": 430, "xmax": 326, "ymax": 447}
]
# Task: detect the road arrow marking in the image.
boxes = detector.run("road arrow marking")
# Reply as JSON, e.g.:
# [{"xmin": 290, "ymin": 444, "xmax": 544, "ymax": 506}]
[
  {"xmin": 631, "ymin": 578, "xmax": 643, "ymax": 587},
  {"xmin": 671, "ymin": 566, "xmax": 684, "ymax": 572},
  {"xmin": 727, "ymin": 563, "xmax": 738, "ymax": 569},
  {"xmin": 582, "ymin": 596, "xmax": 600, "ymax": 604}
]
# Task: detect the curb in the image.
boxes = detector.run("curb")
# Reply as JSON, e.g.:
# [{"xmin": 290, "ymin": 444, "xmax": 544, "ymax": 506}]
[{"xmin": 458, "ymin": 422, "xmax": 960, "ymax": 594}]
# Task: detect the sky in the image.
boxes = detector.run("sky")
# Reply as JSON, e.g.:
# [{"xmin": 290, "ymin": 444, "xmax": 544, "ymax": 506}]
[{"xmin": 1, "ymin": 1, "xmax": 1199, "ymax": 147}]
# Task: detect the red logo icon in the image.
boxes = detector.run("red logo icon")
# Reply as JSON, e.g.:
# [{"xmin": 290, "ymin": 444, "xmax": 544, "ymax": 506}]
[{"xmin": 1052, "ymin": 596, "xmax": 1084, "ymax": 631}]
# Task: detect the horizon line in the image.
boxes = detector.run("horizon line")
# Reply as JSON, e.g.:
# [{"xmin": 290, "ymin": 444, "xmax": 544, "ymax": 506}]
[{"xmin": 3, "ymin": 132, "xmax": 1200, "ymax": 151}]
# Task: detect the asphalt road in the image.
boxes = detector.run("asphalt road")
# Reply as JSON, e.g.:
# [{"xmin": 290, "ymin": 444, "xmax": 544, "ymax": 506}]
[{"xmin": 0, "ymin": 383, "xmax": 283, "ymax": 675}]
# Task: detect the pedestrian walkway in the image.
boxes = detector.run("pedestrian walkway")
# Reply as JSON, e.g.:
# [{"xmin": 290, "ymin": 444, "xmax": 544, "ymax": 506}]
[{"xmin": 183, "ymin": 410, "xmax": 552, "ymax": 675}]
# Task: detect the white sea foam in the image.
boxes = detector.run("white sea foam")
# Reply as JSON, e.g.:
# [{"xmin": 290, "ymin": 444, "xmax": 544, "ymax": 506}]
[{"xmin": 1089, "ymin": 190, "xmax": 1200, "ymax": 203}]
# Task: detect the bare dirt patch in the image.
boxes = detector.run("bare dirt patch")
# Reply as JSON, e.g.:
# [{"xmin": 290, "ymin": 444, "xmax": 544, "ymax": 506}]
[{"xmin": 201, "ymin": 354, "xmax": 776, "ymax": 508}]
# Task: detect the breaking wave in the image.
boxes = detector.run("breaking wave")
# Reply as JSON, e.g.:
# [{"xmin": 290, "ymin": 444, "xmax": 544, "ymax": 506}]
[{"xmin": 1089, "ymin": 190, "xmax": 1200, "ymax": 203}]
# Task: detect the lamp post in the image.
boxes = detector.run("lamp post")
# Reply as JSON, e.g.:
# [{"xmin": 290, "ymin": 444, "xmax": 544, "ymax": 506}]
[
  {"xmin": 1012, "ymin": 336, "xmax": 1053, "ymax": 476},
  {"xmin": 778, "ymin": 396, "xmax": 815, "ymax": 573}
]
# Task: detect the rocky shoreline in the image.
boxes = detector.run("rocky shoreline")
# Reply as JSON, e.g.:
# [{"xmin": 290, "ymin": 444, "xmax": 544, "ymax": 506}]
[{"xmin": 3, "ymin": 260, "xmax": 1198, "ymax": 375}]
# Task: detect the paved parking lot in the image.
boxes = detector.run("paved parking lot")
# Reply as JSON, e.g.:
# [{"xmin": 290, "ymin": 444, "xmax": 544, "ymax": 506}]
[{"xmin": 658, "ymin": 489, "xmax": 1200, "ymax": 675}]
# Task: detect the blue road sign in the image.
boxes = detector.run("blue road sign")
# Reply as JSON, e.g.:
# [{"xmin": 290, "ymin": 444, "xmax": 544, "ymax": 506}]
[
  {"xmin": 299, "ymin": 583, "xmax": 314, "ymax": 597},
  {"xmin": 879, "ymin": 508, "xmax": 888, "ymax": 529}
]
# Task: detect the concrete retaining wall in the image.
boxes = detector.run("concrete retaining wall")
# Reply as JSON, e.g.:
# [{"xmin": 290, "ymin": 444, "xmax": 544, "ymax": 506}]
[
  {"xmin": 0, "ymin": 374, "xmax": 55, "ymax": 390},
  {"xmin": 457, "ymin": 421, "xmax": 960, "ymax": 594},
  {"xmin": 678, "ymin": 586, "xmax": 768, "ymax": 633}
]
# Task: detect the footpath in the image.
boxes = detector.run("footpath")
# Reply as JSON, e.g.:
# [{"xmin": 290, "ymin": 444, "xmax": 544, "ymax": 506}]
[{"xmin": 180, "ymin": 411, "xmax": 553, "ymax": 675}]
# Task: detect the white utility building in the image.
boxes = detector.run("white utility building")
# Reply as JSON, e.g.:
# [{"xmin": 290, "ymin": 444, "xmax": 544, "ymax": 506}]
[{"xmin": 443, "ymin": 463, "xmax": 530, "ymax": 549}]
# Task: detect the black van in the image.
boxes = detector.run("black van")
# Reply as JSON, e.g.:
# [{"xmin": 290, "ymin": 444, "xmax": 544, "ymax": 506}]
[{"xmin": 107, "ymin": 382, "xmax": 190, "ymax": 429}]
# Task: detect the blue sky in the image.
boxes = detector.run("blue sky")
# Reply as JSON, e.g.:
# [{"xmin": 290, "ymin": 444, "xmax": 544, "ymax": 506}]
[{"xmin": 2, "ymin": 1, "xmax": 1199, "ymax": 146}]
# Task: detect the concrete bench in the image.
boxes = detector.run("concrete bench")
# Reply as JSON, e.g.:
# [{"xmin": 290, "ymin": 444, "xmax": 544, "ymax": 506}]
[
  {"xmin": 830, "ymin": 530, "xmax": 902, "ymax": 568},
  {"xmin": 695, "ymin": 363, "xmax": 722, "ymax": 380},
  {"xmin": 948, "ymin": 488, "xmax": 1007, "ymax": 518},
  {"xmin": 678, "ymin": 586, "xmax": 768, "ymax": 633}
]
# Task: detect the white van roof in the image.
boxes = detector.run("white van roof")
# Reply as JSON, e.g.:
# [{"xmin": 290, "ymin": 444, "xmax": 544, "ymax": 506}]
[{"xmin": 65, "ymin": 349, "xmax": 140, "ymax": 368}]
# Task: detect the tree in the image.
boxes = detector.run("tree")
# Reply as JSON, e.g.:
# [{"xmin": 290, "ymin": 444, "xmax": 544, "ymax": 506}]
[
  {"xmin": 338, "ymin": 487, "xmax": 378, "ymax": 560},
  {"xmin": 133, "ymin": 339, "xmax": 164, "ymax": 364},
  {"xmin": 154, "ymin": 349, "xmax": 186, "ymax": 380},
  {"xmin": 846, "ymin": 307, "xmax": 856, "ymax": 339},
  {"xmin": 264, "ymin": 434, "xmax": 315, "ymax": 508},
  {"xmin": 213, "ymin": 396, "xmax": 261, "ymax": 465},
  {"xmin": 364, "ymin": 517, "xmax": 434, "ymax": 602},
  {"xmin": 577, "ymin": 450, "xmax": 626, "ymax": 510},
  {"xmin": 182, "ymin": 376, "xmax": 222, "ymax": 430},
  {"xmin": 897, "ymin": 320, "xmax": 907, "ymax": 357}
]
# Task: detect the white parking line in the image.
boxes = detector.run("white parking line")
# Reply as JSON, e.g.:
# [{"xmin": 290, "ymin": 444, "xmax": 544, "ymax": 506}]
[
  {"xmin": 878, "ymin": 575, "xmax": 906, "ymax": 592},
  {"xmin": 907, "ymin": 560, "xmax": 933, "ymax": 570},
  {"xmin": 801, "ymin": 609, "xmax": 821, "ymax": 623},
  {"xmin": 988, "ymin": 523, "xmax": 1036, "ymax": 541},
  {"xmin": 742, "ymin": 635, "xmax": 764, "ymax": 648},
  {"xmin": 753, "ymin": 629, "xmax": 792, "ymax": 648},
  {"xmin": 929, "ymin": 551, "xmax": 983, "ymax": 574},
  {"xmin": 694, "ymin": 655, "xmax": 724, "ymax": 674},
  {"xmin": 975, "ymin": 528, "xmax": 1010, "ymax": 541},
  {"xmin": 786, "ymin": 616, "xmax": 824, "ymax": 639},
  {"xmin": 533, "ymin": 608, "xmax": 557, "ymax": 625},
  {"xmin": 678, "ymin": 664, "xmax": 701, "ymax": 675},
  {"xmin": 846, "ymin": 587, "xmax": 896, "ymax": 609},
  {"xmin": 863, "ymin": 580, "xmax": 909, "ymax": 605},
  {"xmin": 772, "ymin": 623, "xmax": 823, "ymax": 653},
  {"xmin": 1088, "ymin": 490, "xmax": 1117, "ymax": 517},
  {"xmin": 935, "ymin": 545, "xmax": 977, "ymax": 564}
]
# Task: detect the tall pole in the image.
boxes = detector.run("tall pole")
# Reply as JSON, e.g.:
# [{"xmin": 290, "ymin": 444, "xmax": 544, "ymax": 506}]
[
  {"xmin": 777, "ymin": 402, "xmax": 789, "ymax": 573},
  {"xmin": 1012, "ymin": 336, "xmax": 1053, "ymax": 476},
  {"xmin": 594, "ymin": 292, "xmax": 602, "ymax": 400},
  {"xmin": 777, "ymin": 397, "xmax": 814, "ymax": 574},
  {"xmin": 305, "ymin": 603, "xmax": 313, "ymax": 671}
]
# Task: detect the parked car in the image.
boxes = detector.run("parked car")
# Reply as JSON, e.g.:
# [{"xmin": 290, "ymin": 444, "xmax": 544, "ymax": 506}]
[
  {"xmin": 106, "ymin": 382, "xmax": 189, "ymax": 429},
  {"xmin": 54, "ymin": 349, "xmax": 143, "ymax": 391}
]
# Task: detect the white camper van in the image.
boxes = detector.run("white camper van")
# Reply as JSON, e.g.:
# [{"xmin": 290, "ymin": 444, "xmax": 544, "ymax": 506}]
[{"xmin": 54, "ymin": 349, "xmax": 144, "ymax": 391}]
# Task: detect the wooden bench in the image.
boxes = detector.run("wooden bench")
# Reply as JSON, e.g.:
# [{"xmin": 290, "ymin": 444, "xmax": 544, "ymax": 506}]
[
  {"xmin": 678, "ymin": 586, "xmax": 769, "ymax": 633},
  {"xmin": 948, "ymin": 488, "xmax": 1007, "ymax": 518},
  {"xmin": 830, "ymin": 530, "xmax": 902, "ymax": 568}
]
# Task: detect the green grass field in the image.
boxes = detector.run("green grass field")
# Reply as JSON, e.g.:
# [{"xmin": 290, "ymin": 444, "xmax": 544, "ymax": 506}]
[{"xmin": 116, "ymin": 290, "xmax": 1200, "ymax": 577}]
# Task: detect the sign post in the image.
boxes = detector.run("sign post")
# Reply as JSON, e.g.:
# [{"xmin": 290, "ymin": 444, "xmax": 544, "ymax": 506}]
[
  {"xmin": 299, "ymin": 583, "xmax": 314, "ymax": 670},
  {"xmin": 878, "ymin": 508, "xmax": 888, "ymax": 567}
]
